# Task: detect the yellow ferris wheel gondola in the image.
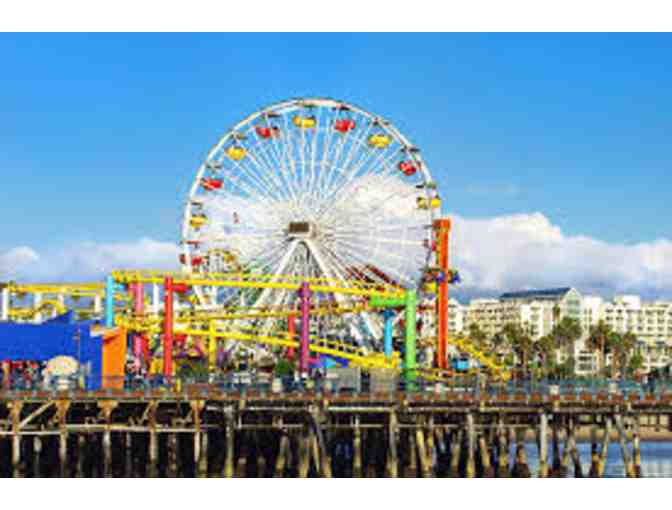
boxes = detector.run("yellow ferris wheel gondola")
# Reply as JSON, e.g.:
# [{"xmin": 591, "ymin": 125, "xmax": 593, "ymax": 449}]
[
  {"xmin": 189, "ymin": 214, "xmax": 208, "ymax": 229},
  {"xmin": 417, "ymin": 196, "xmax": 441, "ymax": 210},
  {"xmin": 292, "ymin": 115, "xmax": 317, "ymax": 129},
  {"xmin": 368, "ymin": 133, "xmax": 392, "ymax": 149},
  {"xmin": 225, "ymin": 145, "xmax": 247, "ymax": 161}
]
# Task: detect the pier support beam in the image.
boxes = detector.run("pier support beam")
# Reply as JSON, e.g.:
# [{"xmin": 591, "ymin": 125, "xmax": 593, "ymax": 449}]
[
  {"xmin": 98, "ymin": 401, "xmax": 117, "ymax": 478},
  {"xmin": 597, "ymin": 417, "xmax": 612, "ymax": 478},
  {"xmin": 57, "ymin": 400, "xmax": 70, "ymax": 478},
  {"xmin": 632, "ymin": 419, "xmax": 642, "ymax": 478},
  {"xmin": 148, "ymin": 402, "xmax": 158, "ymax": 478},
  {"xmin": 449, "ymin": 430, "xmax": 462, "ymax": 478},
  {"xmin": 615, "ymin": 414, "xmax": 635, "ymax": 478},
  {"xmin": 76, "ymin": 434, "xmax": 85, "ymax": 478},
  {"xmin": 386, "ymin": 412, "xmax": 399, "ymax": 478},
  {"xmin": 33, "ymin": 435, "xmax": 42, "ymax": 478},
  {"xmin": 223, "ymin": 410, "xmax": 235, "ymax": 478},
  {"xmin": 9, "ymin": 402, "xmax": 23, "ymax": 478},
  {"xmin": 465, "ymin": 413, "xmax": 476, "ymax": 478},
  {"xmin": 274, "ymin": 433, "xmax": 289, "ymax": 478},
  {"xmin": 496, "ymin": 420, "xmax": 509, "ymax": 477},
  {"xmin": 538, "ymin": 413, "xmax": 549, "ymax": 477},
  {"xmin": 353, "ymin": 416, "xmax": 362, "ymax": 478}
]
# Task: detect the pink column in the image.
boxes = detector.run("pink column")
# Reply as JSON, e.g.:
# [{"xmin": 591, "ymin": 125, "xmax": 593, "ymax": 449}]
[
  {"xmin": 132, "ymin": 282, "xmax": 146, "ymax": 369},
  {"xmin": 298, "ymin": 282, "xmax": 311, "ymax": 374},
  {"xmin": 163, "ymin": 277, "xmax": 174, "ymax": 378}
]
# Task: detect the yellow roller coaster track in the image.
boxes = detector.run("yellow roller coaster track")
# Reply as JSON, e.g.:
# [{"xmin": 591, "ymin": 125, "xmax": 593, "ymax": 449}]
[
  {"xmin": 446, "ymin": 336, "xmax": 510, "ymax": 381},
  {"xmin": 111, "ymin": 269, "xmax": 405, "ymax": 299},
  {"xmin": 4, "ymin": 282, "xmax": 105, "ymax": 297},
  {"xmin": 115, "ymin": 313, "xmax": 401, "ymax": 371}
]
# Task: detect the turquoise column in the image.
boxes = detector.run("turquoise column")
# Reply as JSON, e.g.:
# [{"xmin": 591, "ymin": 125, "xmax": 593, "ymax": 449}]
[
  {"xmin": 383, "ymin": 309, "xmax": 395, "ymax": 359},
  {"xmin": 105, "ymin": 275, "xmax": 115, "ymax": 328}
]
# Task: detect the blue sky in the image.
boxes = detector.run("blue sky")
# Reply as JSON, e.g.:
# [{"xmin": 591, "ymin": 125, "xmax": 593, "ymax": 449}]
[{"xmin": 1, "ymin": 33, "xmax": 671, "ymax": 295}]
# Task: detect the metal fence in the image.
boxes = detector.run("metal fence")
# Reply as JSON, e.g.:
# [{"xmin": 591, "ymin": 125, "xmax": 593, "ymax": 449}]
[{"xmin": 2, "ymin": 372, "xmax": 672, "ymax": 399}]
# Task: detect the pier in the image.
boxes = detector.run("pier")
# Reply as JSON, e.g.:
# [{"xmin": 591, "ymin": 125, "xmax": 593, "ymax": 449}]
[{"xmin": 2, "ymin": 389, "xmax": 671, "ymax": 477}]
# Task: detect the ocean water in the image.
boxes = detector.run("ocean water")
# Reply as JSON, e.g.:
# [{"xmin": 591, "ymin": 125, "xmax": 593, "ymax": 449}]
[{"xmin": 520, "ymin": 441, "xmax": 672, "ymax": 478}]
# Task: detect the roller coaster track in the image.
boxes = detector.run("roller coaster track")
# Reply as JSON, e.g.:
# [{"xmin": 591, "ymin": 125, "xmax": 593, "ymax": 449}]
[
  {"xmin": 111, "ymin": 270, "xmax": 405, "ymax": 299},
  {"xmin": 115, "ymin": 313, "xmax": 400, "ymax": 370},
  {"xmin": 2, "ymin": 282, "xmax": 105, "ymax": 321},
  {"xmin": 447, "ymin": 336, "xmax": 510, "ymax": 381},
  {"xmin": 7, "ymin": 299, "xmax": 68, "ymax": 320}
]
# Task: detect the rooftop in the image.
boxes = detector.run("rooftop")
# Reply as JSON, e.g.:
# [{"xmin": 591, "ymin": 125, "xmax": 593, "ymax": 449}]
[{"xmin": 499, "ymin": 287, "xmax": 572, "ymax": 301}]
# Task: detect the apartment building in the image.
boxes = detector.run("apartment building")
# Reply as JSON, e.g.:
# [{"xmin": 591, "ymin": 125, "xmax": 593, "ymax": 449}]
[{"xmin": 449, "ymin": 288, "xmax": 672, "ymax": 375}]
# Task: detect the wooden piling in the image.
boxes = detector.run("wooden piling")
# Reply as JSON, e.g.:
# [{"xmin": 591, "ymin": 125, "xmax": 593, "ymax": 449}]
[
  {"xmin": 449, "ymin": 430, "xmax": 462, "ymax": 478},
  {"xmin": 415, "ymin": 426, "xmax": 430, "ymax": 478},
  {"xmin": 124, "ymin": 432, "xmax": 133, "ymax": 477},
  {"xmin": 597, "ymin": 417, "xmax": 612, "ymax": 478},
  {"xmin": 309, "ymin": 431, "xmax": 321, "ymax": 477},
  {"xmin": 167, "ymin": 432, "xmax": 179, "ymax": 477},
  {"xmin": 33, "ymin": 434, "xmax": 42, "ymax": 478},
  {"xmin": 9, "ymin": 402, "xmax": 22, "ymax": 478},
  {"xmin": 479, "ymin": 434, "xmax": 494, "ymax": 477},
  {"xmin": 223, "ymin": 410, "xmax": 235, "ymax": 478},
  {"xmin": 386, "ymin": 412, "xmax": 399, "ymax": 478},
  {"xmin": 235, "ymin": 432, "xmax": 248, "ymax": 478},
  {"xmin": 273, "ymin": 434, "xmax": 289, "ymax": 478},
  {"xmin": 538, "ymin": 413, "xmax": 549, "ymax": 478},
  {"xmin": 406, "ymin": 429, "xmax": 418, "ymax": 478},
  {"xmin": 147, "ymin": 402, "xmax": 158, "ymax": 478},
  {"xmin": 615, "ymin": 414, "xmax": 635, "ymax": 478},
  {"xmin": 353, "ymin": 416, "xmax": 362, "ymax": 478},
  {"xmin": 98, "ymin": 401, "xmax": 116, "ymax": 478},
  {"xmin": 496, "ymin": 420, "xmax": 509, "ymax": 478},
  {"xmin": 568, "ymin": 421, "xmax": 583, "ymax": 478},
  {"xmin": 558, "ymin": 425, "xmax": 571, "ymax": 478},
  {"xmin": 199, "ymin": 431, "xmax": 209, "ymax": 478},
  {"xmin": 512, "ymin": 429, "xmax": 531, "ymax": 478},
  {"xmin": 425, "ymin": 417, "xmax": 436, "ymax": 477},
  {"xmin": 465, "ymin": 413, "xmax": 476, "ymax": 478},
  {"xmin": 632, "ymin": 418, "xmax": 642, "ymax": 478},
  {"xmin": 298, "ymin": 429, "xmax": 310, "ymax": 478}
]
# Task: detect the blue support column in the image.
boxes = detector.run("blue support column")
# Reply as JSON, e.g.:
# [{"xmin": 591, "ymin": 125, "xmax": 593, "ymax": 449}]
[
  {"xmin": 383, "ymin": 309, "xmax": 395, "ymax": 359},
  {"xmin": 105, "ymin": 275, "xmax": 115, "ymax": 328}
]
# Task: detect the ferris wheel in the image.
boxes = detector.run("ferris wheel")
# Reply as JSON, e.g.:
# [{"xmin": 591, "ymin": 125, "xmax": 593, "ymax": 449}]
[{"xmin": 181, "ymin": 97, "xmax": 440, "ymax": 348}]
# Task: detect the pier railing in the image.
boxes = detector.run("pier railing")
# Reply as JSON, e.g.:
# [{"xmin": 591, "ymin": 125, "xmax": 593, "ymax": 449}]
[{"xmin": 1, "ymin": 373, "xmax": 672, "ymax": 400}]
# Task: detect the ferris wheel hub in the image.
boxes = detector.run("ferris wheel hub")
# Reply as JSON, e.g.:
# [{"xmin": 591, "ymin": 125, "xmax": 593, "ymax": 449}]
[{"xmin": 287, "ymin": 221, "xmax": 317, "ymax": 240}]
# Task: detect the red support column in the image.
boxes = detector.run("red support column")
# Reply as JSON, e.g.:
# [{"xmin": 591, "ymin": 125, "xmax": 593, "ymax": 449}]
[
  {"xmin": 434, "ymin": 218, "xmax": 451, "ymax": 369},
  {"xmin": 287, "ymin": 313, "xmax": 296, "ymax": 360},
  {"xmin": 163, "ymin": 277, "xmax": 174, "ymax": 379}
]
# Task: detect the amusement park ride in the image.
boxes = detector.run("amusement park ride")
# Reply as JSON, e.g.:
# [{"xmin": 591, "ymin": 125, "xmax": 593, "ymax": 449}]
[{"xmin": 0, "ymin": 98, "xmax": 510, "ymax": 387}]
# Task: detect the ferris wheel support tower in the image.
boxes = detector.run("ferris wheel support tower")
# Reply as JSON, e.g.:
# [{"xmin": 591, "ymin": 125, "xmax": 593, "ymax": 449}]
[{"xmin": 434, "ymin": 218, "xmax": 451, "ymax": 370}]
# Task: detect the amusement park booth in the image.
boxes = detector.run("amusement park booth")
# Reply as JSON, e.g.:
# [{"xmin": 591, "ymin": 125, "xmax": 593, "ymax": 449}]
[{"xmin": 0, "ymin": 312, "xmax": 126, "ymax": 390}]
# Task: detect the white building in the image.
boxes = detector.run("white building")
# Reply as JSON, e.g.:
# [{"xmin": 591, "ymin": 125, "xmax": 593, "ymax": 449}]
[{"xmin": 449, "ymin": 288, "xmax": 672, "ymax": 376}]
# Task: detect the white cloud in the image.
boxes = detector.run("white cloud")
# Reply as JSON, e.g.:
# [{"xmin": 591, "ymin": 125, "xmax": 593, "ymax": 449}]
[
  {"xmin": 1, "ymin": 215, "xmax": 671, "ymax": 303},
  {"xmin": 0, "ymin": 246, "xmax": 40, "ymax": 279},
  {"xmin": 450, "ymin": 212, "xmax": 672, "ymax": 300},
  {"xmin": 0, "ymin": 238, "xmax": 179, "ymax": 282}
]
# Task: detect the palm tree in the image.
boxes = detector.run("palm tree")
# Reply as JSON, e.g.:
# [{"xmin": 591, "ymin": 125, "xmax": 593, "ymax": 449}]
[
  {"xmin": 614, "ymin": 331, "xmax": 637, "ymax": 380},
  {"xmin": 586, "ymin": 321, "xmax": 613, "ymax": 377},
  {"xmin": 549, "ymin": 317, "xmax": 582, "ymax": 377},
  {"xmin": 501, "ymin": 323, "xmax": 533, "ymax": 378},
  {"xmin": 534, "ymin": 334, "xmax": 556, "ymax": 378}
]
